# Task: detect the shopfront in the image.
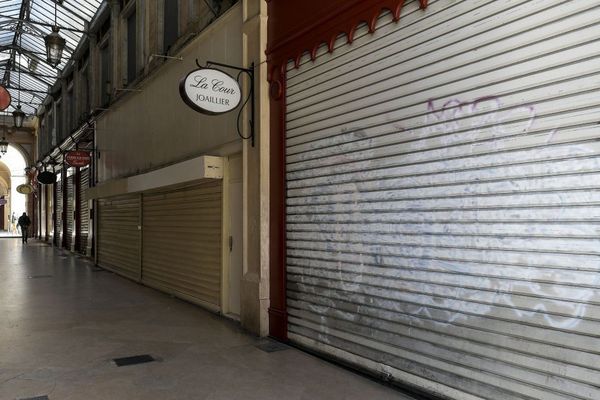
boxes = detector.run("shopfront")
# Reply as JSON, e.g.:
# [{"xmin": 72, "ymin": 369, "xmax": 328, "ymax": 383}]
[{"xmin": 267, "ymin": 1, "xmax": 600, "ymax": 399}]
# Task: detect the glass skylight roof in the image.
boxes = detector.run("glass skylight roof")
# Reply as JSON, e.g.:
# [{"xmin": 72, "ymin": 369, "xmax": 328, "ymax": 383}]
[{"xmin": 0, "ymin": 0, "xmax": 103, "ymax": 116}]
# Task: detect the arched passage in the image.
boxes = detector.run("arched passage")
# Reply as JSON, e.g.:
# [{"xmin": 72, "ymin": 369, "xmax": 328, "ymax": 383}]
[{"xmin": 0, "ymin": 145, "xmax": 29, "ymax": 234}]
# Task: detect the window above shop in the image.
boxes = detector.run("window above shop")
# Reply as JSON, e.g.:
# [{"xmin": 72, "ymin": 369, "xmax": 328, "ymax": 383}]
[
  {"xmin": 126, "ymin": 7, "xmax": 137, "ymax": 84},
  {"xmin": 163, "ymin": 0, "xmax": 178, "ymax": 54}
]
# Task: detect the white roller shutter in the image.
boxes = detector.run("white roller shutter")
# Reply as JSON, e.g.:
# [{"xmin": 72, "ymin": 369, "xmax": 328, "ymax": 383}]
[
  {"xmin": 97, "ymin": 195, "xmax": 141, "ymax": 281},
  {"xmin": 285, "ymin": 1, "xmax": 600, "ymax": 399},
  {"xmin": 142, "ymin": 181, "xmax": 222, "ymax": 310}
]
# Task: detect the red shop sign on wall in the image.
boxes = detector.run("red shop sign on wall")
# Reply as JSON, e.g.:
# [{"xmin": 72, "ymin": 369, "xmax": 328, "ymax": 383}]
[{"xmin": 65, "ymin": 150, "xmax": 91, "ymax": 168}]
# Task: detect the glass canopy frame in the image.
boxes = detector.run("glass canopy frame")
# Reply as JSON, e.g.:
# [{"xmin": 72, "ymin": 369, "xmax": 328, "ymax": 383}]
[{"xmin": 0, "ymin": 0, "xmax": 103, "ymax": 116}]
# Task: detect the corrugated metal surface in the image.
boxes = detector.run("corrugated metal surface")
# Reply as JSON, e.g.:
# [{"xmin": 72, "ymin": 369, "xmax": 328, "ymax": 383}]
[
  {"xmin": 65, "ymin": 174, "xmax": 75, "ymax": 250},
  {"xmin": 40, "ymin": 183, "xmax": 46, "ymax": 240},
  {"xmin": 53, "ymin": 176, "xmax": 62, "ymax": 247},
  {"xmin": 46, "ymin": 184, "xmax": 52, "ymax": 241},
  {"xmin": 79, "ymin": 168, "xmax": 90, "ymax": 255},
  {"xmin": 142, "ymin": 181, "xmax": 222, "ymax": 309},
  {"xmin": 97, "ymin": 195, "xmax": 141, "ymax": 281},
  {"xmin": 284, "ymin": 1, "xmax": 600, "ymax": 399}
]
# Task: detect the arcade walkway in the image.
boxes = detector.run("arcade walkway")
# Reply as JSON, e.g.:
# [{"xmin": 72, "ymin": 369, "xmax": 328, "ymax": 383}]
[
  {"xmin": 0, "ymin": 239, "xmax": 417, "ymax": 400},
  {"xmin": 0, "ymin": 230, "xmax": 19, "ymax": 238}
]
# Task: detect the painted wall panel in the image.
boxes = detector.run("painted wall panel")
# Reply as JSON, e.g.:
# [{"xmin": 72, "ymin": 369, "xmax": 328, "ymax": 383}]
[{"xmin": 96, "ymin": 5, "xmax": 243, "ymax": 182}]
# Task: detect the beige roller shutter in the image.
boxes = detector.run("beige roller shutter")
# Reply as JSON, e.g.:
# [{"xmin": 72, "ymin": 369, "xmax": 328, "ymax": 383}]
[
  {"xmin": 285, "ymin": 1, "xmax": 600, "ymax": 399},
  {"xmin": 97, "ymin": 195, "xmax": 141, "ymax": 281},
  {"xmin": 142, "ymin": 181, "xmax": 222, "ymax": 310}
]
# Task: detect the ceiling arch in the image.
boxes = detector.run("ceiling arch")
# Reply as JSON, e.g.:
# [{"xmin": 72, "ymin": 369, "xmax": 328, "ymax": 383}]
[{"xmin": 0, "ymin": 160, "xmax": 11, "ymax": 193}]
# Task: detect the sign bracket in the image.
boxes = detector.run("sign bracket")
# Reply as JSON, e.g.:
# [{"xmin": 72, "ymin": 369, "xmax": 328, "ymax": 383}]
[{"xmin": 201, "ymin": 60, "xmax": 255, "ymax": 147}]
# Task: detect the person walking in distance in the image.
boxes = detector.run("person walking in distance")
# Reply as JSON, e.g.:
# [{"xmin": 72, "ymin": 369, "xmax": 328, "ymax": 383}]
[{"xmin": 17, "ymin": 212, "xmax": 31, "ymax": 244}]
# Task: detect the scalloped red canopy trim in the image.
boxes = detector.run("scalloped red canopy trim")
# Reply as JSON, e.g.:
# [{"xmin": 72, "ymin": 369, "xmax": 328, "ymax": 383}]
[{"xmin": 266, "ymin": 0, "xmax": 428, "ymax": 80}]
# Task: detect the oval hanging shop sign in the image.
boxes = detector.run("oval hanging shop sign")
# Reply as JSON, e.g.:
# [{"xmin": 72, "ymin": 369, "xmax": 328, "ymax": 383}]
[
  {"xmin": 65, "ymin": 150, "xmax": 91, "ymax": 168},
  {"xmin": 37, "ymin": 171, "xmax": 56, "ymax": 185},
  {"xmin": 17, "ymin": 184, "xmax": 34, "ymax": 195},
  {"xmin": 179, "ymin": 68, "xmax": 241, "ymax": 115}
]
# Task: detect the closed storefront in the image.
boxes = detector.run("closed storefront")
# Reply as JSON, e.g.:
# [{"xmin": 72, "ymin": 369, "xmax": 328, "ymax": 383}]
[
  {"xmin": 53, "ymin": 174, "xmax": 62, "ymax": 246},
  {"xmin": 39, "ymin": 183, "xmax": 46, "ymax": 240},
  {"xmin": 95, "ymin": 179, "xmax": 224, "ymax": 310},
  {"xmin": 45, "ymin": 183, "xmax": 52, "ymax": 241},
  {"xmin": 142, "ymin": 181, "xmax": 223, "ymax": 310},
  {"xmin": 271, "ymin": 0, "xmax": 600, "ymax": 399},
  {"xmin": 78, "ymin": 167, "xmax": 90, "ymax": 255},
  {"xmin": 97, "ymin": 195, "xmax": 141, "ymax": 281},
  {"xmin": 65, "ymin": 172, "xmax": 75, "ymax": 250}
]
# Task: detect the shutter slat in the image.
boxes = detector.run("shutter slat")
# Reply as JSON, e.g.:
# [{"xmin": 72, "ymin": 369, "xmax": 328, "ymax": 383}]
[{"xmin": 98, "ymin": 194, "xmax": 141, "ymax": 281}]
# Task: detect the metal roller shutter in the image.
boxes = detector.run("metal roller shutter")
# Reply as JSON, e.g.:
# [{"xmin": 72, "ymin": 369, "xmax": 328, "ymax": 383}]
[
  {"xmin": 45, "ymin": 184, "xmax": 52, "ymax": 241},
  {"xmin": 284, "ymin": 1, "xmax": 600, "ymax": 399},
  {"xmin": 65, "ymin": 174, "xmax": 75, "ymax": 250},
  {"xmin": 79, "ymin": 168, "xmax": 90, "ymax": 255},
  {"xmin": 53, "ymin": 176, "xmax": 62, "ymax": 246},
  {"xmin": 97, "ymin": 195, "xmax": 141, "ymax": 281},
  {"xmin": 40, "ymin": 184, "xmax": 46, "ymax": 240},
  {"xmin": 142, "ymin": 181, "xmax": 222, "ymax": 310}
]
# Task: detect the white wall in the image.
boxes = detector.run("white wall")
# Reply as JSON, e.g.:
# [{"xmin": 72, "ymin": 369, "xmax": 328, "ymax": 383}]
[{"xmin": 2, "ymin": 146, "xmax": 27, "ymax": 222}]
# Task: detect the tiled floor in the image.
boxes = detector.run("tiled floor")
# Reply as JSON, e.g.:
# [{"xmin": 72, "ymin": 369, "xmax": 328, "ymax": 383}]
[{"xmin": 0, "ymin": 239, "xmax": 418, "ymax": 400}]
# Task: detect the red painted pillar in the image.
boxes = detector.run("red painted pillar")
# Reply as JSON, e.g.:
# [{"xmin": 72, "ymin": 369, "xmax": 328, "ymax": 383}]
[{"xmin": 267, "ymin": 64, "xmax": 288, "ymax": 341}]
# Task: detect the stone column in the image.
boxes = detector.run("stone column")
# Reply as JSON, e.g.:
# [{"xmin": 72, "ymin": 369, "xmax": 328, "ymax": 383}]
[{"xmin": 241, "ymin": 0, "xmax": 269, "ymax": 336}]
